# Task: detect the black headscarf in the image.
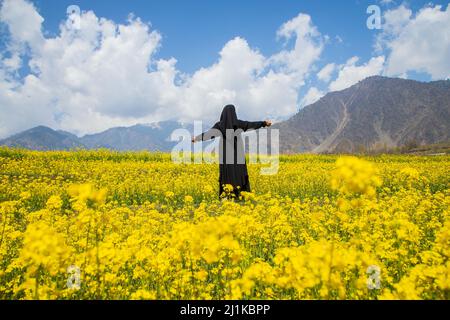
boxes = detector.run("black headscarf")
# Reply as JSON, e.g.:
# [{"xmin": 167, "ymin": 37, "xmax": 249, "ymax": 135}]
[{"xmin": 217, "ymin": 104, "xmax": 239, "ymax": 135}]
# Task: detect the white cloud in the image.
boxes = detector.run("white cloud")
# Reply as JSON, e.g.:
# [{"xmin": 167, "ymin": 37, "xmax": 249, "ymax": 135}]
[
  {"xmin": 0, "ymin": 3, "xmax": 165, "ymax": 137},
  {"xmin": 271, "ymin": 13, "xmax": 324, "ymax": 80},
  {"xmin": 377, "ymin": 4, "xmax": 450, "ymax": 79},
  {"xmin": 301, "ymin": 87, "xmax": 324, "ymax": 107},
  {"xmin": 0, "ymin": 2, "xmax": 325, "ymax": 138},
  {"xmin": 0, "ymin": 0, "xmax": 43, "ymax": 48},
  {"xmin": 379, "ymin": 0, "xmax": 395, "ymax": 5},
  {"xmin": 2, "ymin": 52, "xmax": 21, "ymax": 70},
  {"xmin": 328, "ymin": 56, "xmax": 385, "ymax": 91},
  {"xmin": 317, "ymin": 63, "xmax": 335, "ymax": 82}
]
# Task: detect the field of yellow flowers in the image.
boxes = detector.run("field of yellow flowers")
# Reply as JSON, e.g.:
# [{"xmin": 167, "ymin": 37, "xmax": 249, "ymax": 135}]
[{"xmin": 0, "ymin": 147, "xmax": 449, "ymax": 300}]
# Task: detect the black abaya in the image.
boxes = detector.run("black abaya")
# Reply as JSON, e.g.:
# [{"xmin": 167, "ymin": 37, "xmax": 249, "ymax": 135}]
[{"xmin": 196, "ymin": 105, "xmax": 267, "ymax": 198}]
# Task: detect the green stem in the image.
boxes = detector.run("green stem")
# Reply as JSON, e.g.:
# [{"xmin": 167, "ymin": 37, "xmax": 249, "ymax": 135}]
[
  {"xmin": 0, "ymin": 209, "xmax": 9, "ymax": 248},
  {"xmin": 95, "ymin": 229, "xmax": 100, "ymax": 299},
  {"xmin": 34, "ymin": 267, "xmax": 41, "ymax": 300}
]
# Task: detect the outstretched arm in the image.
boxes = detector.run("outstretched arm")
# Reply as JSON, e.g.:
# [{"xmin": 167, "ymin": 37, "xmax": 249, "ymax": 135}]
[
  {"xmin": 192, "ymin": 122, "xmax": 221, "ymax": 143},
  {"xmin": 237, "ymin": 120, "xmax": 272, "ymax": 132}
]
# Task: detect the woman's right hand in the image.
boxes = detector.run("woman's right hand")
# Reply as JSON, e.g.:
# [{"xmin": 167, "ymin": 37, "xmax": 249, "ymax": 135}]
[{"xmin": 265, "ymin": 120, "xmax": 272, "ymax": 127}]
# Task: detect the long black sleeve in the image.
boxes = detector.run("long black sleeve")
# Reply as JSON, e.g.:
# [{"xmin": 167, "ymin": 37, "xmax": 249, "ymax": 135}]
[
  {"xmin": 195, "ymin": 122, "xmax": 221, "ymax": 141},
  {"xmin": 237, "ymin": 120, "xmax": 267, "ymax": 132}
]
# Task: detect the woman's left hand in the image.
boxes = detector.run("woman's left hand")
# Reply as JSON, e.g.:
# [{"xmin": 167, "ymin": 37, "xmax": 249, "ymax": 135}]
[{"xmin": 265, "ymin": 120, "xmax": 272, "ymax": 127}]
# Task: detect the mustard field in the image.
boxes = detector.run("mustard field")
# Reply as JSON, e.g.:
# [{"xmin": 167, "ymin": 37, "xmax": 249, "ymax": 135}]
[{"xmin": 0, "ymin": 147, "xmax": 449, "ymax": 299}]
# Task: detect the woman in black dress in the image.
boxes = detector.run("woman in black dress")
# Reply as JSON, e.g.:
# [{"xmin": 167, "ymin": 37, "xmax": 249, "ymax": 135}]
[{"xmin": 192, "ymin": 104, "xmax": 272, "ymax": 198}]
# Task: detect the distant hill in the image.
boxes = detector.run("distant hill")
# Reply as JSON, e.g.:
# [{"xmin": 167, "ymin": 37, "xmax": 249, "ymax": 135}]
[
  {"xmin": 0, "ymin": 126, "xmax": 84, "ymax": 151},
  {"xmin": 273, "ymin": 76, "xmax": 450, "ymax": 153},
  {"xmin": 80, "ymin": 122, "xmax": 192, "ymax": 151},
  {"xmin": 0, "ymin": 121, "xmax": 193, "ymax": 151}
]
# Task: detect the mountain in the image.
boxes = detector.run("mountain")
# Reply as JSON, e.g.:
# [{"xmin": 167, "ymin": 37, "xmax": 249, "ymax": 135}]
[
  {"xmin": 0, "ymin": 121, "xmax": 193, "ymax": 151},
  {"xmin": 1, "ymin": 76, "xmax": 449, "ymax": 153},
  {"xmin": 273, "ymin": 76, "xmax": 450, "ymax": 153},
  {"xmin": 0, "ymin": 126, "xmax": 85, "ymax": 150},
  {"xmin": 80, "ymin": 122, "xmax": 192, "ymax": 151}
]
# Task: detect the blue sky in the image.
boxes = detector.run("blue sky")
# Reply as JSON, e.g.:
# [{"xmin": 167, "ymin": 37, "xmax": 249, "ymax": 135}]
[
  {"xmin": 28, "ymin": 0, "xmax": 442, "ymax": 75},
  {"xmin": 0, "ymin": 0, "xmax": 449, "ymax": 137}
]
